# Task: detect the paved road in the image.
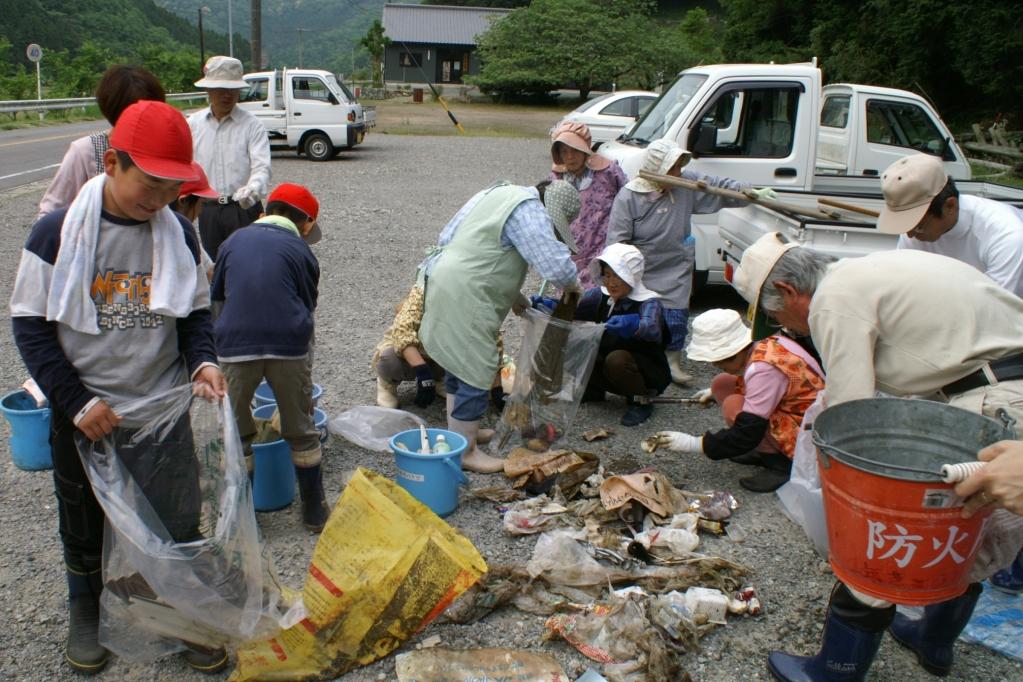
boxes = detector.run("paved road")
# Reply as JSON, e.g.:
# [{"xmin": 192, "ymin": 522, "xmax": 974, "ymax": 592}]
[{"xmin": 0, "ymin": 120, "xmax": 108, "ymax": 194}]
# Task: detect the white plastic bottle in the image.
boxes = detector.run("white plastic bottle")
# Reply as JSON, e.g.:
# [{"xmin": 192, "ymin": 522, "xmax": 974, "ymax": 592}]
[{"xmin": 432, "ymin": 434, "xmax": 452, "ymax": 454}]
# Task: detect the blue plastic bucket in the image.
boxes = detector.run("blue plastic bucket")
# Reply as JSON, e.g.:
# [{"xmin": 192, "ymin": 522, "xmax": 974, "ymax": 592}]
[
  {"xmin": 313, "ymin": 407, "xmax": 328, "ymax": 444},
  {"xmin": 390, "ymin": 428, "xmax": 469, "ymax": 517},
  {"xmin": 254, "ymin": 381, "xmax": 323, "ymax": 409},
  {"xmin": 251, "ymin": 404, "xmax": 295, "ymax": 512},
  {"xmin": 1, "ymin": 390, "xmax": 53, "ymax": 471}
]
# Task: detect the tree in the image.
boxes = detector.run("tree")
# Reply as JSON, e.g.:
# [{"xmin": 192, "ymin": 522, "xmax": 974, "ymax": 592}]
[
  {"xmin": 359, "ymin": 19, "xmax": 390, "ymax": 87},
  {"xmin": 472, "ymin": 0, "xmax": 655, "ymax": 101}
]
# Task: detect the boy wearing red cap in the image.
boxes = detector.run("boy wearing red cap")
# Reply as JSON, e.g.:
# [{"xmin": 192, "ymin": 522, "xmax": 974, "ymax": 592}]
[
  {"xmin": 10, "ymin": 101, "xmax": 227, "ymax": 674},
  {"xmin": 211, "ymin": 183, "xmax": 328, "ymax": 532}
]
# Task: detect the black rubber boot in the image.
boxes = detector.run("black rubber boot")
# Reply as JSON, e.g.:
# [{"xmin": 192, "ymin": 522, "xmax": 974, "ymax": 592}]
[
  {"xmin": 295, "ymin": 464, "xmax": 330, "ymax": 532},
  {"xmin": 888, "ymin": 582, "xmax": 983, "ymax": 676},
  {"xmin": 182, "ymin": 644, "xmax": 229, "ymax": 674},
  {"xmin": 768, "ymin": 584, "xmax": 891, "ymax": 682},
  {"xmin": 65, "ymin": 569, "xmax": 109, "ymax": 675},
  {"xmin": 740, "ymin": 454, "xmax": 792, "ymax": 492}
]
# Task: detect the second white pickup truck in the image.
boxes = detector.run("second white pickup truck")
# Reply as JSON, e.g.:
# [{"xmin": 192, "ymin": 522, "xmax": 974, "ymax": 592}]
[
  {"xmin": 238, "ymin": 68, "xmax": 375, "ymax": 160},
  {"xmin": 597, "ymin": 60, "xmax": 972, "ymax": 287}
]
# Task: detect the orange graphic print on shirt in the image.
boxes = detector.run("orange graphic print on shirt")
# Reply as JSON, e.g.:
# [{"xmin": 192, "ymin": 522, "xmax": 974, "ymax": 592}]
[{"xmin": 91, "ymin": 269, "xmax": 163, "ymax": 330}]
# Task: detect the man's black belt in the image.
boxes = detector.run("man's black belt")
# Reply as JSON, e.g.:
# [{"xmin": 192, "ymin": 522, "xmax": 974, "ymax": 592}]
[{"xmin": 942, "ymin": 353, "xmax": 1023, "ymax": 397}]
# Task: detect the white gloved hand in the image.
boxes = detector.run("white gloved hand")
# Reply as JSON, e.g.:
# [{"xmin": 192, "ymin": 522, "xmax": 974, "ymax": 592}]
[
  {"xmin": 232, "ymin": 185, "xmax": 259, "ymax": 209},
  {"xmin": 690, "ymin": 388, "xmax": 714, "ymax": 404},
  {"xmin": 563, "ymin": 278, "xmax": 583, "ymax": 295},
  {"xmin": 511, "ymin": 292, "xmax": 530, "ymax": 316},
  {"xmin": 654, "ymin": 431, "xmax": 704, "ymax": 453},
  {"xmin": 749, "ymin": 187, "xmax": 778, "ymax": 202}
]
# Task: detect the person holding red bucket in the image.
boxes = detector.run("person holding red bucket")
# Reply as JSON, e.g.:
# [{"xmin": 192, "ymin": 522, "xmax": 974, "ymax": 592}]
[{"xmin": 732, "ymin": 232, "xmax": 1023, "ymax": 681}]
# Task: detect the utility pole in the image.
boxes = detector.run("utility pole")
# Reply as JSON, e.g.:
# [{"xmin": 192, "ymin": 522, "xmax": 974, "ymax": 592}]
[
  {"xmin": 296, "ymin": 29, "xmax": 306, "ymax": 68},
  {"xmin": 227, "ymin": 0, "xmax": 234, "ymax": 57},
  {"xmin": 198, "ymin": 7, "xmax": 208, "ymax": 71},
  {"xmin": 251, "ymin": 0, "xmax": 262, "ymax": 69}
]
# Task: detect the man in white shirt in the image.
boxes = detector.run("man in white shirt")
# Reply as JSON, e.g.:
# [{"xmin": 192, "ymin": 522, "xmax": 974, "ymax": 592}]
[
  {"xmin": 878, "ymin": 152, "xmax": 1023, "ymax": 297},
  {"xmin": 731, "ymin": 232, "xmax": 1023, "ymax": 681},
  {"xmin": 188, "ymin": 56, "xmax": 272, "ymax": 259}
]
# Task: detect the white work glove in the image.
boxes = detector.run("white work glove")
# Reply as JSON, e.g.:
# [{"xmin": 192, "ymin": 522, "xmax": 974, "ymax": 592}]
[
  {"xmin": 232, "ymin": 184, "xmax": 259, "ymax": 209},
  {"xmin": 511, "ymin": 292, "xmax": 530, "ymax": 316},
  {"xmin": 748, "ymin": 187, "xmax": 778, "ymax": 202},
  {"xmin": 654, "ymin": 431, "xmax": 704, "ymax": 454},
  {"xmin": 563, "ymin": 278, "xmax": 583, "ymax": 295},
  {"xmin": 690, "ymin": 388, "xmax": 714, "ymax": 404}
]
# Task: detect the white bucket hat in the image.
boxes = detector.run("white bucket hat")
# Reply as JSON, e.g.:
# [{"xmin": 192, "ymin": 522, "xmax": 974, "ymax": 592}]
[
  {"xmin": 624, "ymin": 139, "xmax": 693, "ymax": 193},
  {"xmin": 589, "ymin": 243, "xmax": 658, "ymax": 301},
  {"xmin": 686, "ymin": 309, "xmax": 753, "ymax": 362},
  {"xmin": 543, "ymin": 180, "xmax": 581, "ymax": 254},
  {"xmin": 194, "ymin": 56, "xmax": 248, "ymax": 89},
  {"xmin": 732, "ymin": 231, "xmax": 797, "ymax": 316}
]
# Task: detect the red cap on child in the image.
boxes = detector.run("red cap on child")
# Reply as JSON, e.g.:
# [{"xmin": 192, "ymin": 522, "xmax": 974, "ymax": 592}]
[
  {"xmin": 109, "ymin": 101, "xmax": 197, "ymax": 181},
  {"xmin": 179, "ymin": 162, "xmax": 219, "ymax": 199},
  {"xmin": 267, "ymin": 183, "xmax": 322, "ymax": 244}
]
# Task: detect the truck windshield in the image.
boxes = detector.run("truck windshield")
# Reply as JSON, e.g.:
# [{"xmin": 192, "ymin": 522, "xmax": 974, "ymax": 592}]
[
  {"xmin": 326, "ymin": 74, "xmax": 355, "ymax": 103},
  {"xmin": 625, "ymin": 73, "xmax": 707, "ymax": 145}
]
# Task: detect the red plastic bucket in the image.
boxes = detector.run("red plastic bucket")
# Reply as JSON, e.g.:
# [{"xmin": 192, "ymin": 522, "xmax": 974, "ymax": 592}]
[{"xmin": 813, "ymin": 398, "xmax": 1014, "ymax": 605}]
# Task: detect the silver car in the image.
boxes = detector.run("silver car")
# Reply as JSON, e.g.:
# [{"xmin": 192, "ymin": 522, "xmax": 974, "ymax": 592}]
[{"xmin": 550, "ymin": 90, "xmax": 658, "ymax": 149}]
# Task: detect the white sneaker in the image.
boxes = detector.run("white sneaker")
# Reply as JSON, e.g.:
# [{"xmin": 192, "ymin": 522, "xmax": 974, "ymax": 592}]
[{"xmin": 376, "ymin": 377, "xmax": 399, "ymax": 408}]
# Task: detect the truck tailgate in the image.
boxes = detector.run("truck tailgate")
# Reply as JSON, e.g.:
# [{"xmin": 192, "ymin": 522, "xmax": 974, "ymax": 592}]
[{"xmin": 363, "ymin": 106, "xmax": 376, "ymax": 128}]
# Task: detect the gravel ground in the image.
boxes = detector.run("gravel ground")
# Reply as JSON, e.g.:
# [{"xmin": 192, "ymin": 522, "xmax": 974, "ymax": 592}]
[{"xmin": 1, "ymin": 133, "xmax": 1020, "ymax": 681}]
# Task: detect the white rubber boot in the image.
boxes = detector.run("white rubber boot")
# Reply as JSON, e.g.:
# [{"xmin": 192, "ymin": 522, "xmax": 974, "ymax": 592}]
[
  {"xmin": 665, "ymin": 349, "xmax": 693, "ymax": 385},
  {"xmin": 376, "ymin": 377, "xmax": 399, "ymax": 408},
  {"xmin": 448, "ymin": 416, "xmax": 505, "ymax": 473}
]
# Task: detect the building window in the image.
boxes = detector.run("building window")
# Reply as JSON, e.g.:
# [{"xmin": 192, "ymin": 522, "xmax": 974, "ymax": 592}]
[{"xmin": 399, "ymin": 52, "xmax": 422, "ymax": 68}]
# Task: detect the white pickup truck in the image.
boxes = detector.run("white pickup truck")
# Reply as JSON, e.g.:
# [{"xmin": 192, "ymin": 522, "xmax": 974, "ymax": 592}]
[
  {"xmin": 597, "ymin": 61, "xmax": 971, "ymax": 287},
  {"xmin": 238, "ymin": 68, "xmax": 375, "ymax": 160}
]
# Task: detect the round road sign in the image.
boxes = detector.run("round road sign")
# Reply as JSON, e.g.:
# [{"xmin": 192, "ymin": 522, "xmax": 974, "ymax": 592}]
[{"xmin": 26, "ymin": 44, "xmax": 42, "ymax": 63}]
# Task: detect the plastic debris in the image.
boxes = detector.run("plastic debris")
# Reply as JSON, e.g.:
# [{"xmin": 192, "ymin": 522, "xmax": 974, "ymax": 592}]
[
  {"xmin": 640, "ymin": 436, "xmax": 659, "ymax": 453},
  {"xmin": 583, "ymin": 427, "xmax": 615, "ymax": 442},
  {"xmin": 686, "ymin": 490, "xmax": 739, "ymax": 521},
  {"xmin": 600, "ymin": 472, "xmax": 688, "ymax": 518},
  {"xmin": 395, "ymin": 648, "xmax": 567, "ymax": 681},
  {"xmin": 683, "ymin": 587, "xmax": 729, "ymax": 625}
]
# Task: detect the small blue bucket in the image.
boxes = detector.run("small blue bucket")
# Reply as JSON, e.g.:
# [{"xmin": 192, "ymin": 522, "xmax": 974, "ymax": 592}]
[
  {"xmin": 1, "ymin": 390, "xmax": 53, "ymax": 471},
  {"xmin": 254, "ymin": 381, "xmax": 323, "ymax": 410},
  {"xmin": 390, "ymin": 428, "xmax": 469, "ymax": 517},
  {"xmin": 251, "ymin": 404, "xmax": 295, "ymax": 512},
  {"xmin": 313, "ymin": 407, "xmax": 328, "ymax": 444}
]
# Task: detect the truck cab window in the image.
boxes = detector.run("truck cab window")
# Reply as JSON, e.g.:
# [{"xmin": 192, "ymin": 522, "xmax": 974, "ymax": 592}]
[
  {"xmin": 821, "ymin": 96, "xmax": 850, "ymax": 128},
  {"xmin": 241, "ymin": 78, "xmax": 269, "ymax": 103},
  {"xmin": 600, "ymin": 97, "xmax": 633, "ymax": 117},
  {"xmin": 690, "ymin": 85, "xmax": 800, "ymax": 158},
  {"xmin": 866, "ymin": 100, "xmax": 950, "ymax": 158},
  {"xmin": 292, "ymin": 77, "xmax": 331, "ymax": 102}
]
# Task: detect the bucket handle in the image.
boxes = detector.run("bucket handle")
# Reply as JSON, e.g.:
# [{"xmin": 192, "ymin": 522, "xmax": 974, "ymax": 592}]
[
  {"xmin": 812, "ymin": 431, "xmax": 943, "ymax": 478},
  {"xmin": 443, "ymin": 456, "xmax": 470, "ymax": 487}
]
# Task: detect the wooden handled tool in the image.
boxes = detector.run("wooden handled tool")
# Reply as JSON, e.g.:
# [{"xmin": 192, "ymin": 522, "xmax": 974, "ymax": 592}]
[{"xmin": 818, "ymin": 197, "xmax": 880, "ymax": 218}]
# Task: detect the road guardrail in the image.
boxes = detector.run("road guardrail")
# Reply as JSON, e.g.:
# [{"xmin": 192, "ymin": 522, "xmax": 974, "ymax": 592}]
[{"xmin": 0, "ymin": 92, "xmax": 207, "ymax": 115}]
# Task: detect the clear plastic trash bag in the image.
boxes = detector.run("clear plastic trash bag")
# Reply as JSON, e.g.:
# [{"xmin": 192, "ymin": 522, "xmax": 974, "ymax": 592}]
[
  {"xmin": 491, "ymin": 308, "xmax": 603, "ymax": 455},
  {"xmin": 76, "ymin": 385, "xmax": 288, "ymax": 663},
  {"xmin": 328, "ymin": 405, "xmax": 426, "ymax": 452}
]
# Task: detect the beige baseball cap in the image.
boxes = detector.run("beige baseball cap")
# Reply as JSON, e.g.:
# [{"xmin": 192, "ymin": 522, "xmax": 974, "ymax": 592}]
[
  {"xmin": 877, "ymin": 154, "xmax": 947, "ymax": 234},
  {"xmin": 732, "ymin": 231, "xmax": 797, "ymax": 318}
]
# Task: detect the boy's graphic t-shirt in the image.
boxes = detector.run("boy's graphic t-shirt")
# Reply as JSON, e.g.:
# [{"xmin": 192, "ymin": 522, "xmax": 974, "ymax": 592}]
[{"xmin": 57, "ymin": 213, "xmax": 186, "ymax": 403}]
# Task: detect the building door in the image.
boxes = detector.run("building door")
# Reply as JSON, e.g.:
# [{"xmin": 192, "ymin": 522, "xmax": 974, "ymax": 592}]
[{"xmin": 437, "ymin": 49, "xmax": 468, "ymax": 84}]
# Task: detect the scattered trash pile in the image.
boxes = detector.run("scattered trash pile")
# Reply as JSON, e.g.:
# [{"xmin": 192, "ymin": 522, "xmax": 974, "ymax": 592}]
[{"xmin": 457, "ymin": 450, "xmax": 761, "ymax": 681}]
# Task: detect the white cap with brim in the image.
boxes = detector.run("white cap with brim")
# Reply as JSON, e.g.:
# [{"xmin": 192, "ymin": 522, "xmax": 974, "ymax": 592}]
[
  {"xmin": 732, "ymin": 231, "xmax": 798, "ymax": 318},
  {"xmin": 589, "ymin": 242, "xmax": 659, "ymax": 302},
  {"xmin": 876, "ymin": 153, "xmax": 948, "ymax": 234},
  {"xmin": 686, "ymin": 309, "xmax": 753, "ymax": 362},
  {"xmin": 624, "ymin": 139, "xmax": 693, "ymax": 193},
  {"xmin": 194, "ymin": 55, "xmax": 249, "ymax": 89}
]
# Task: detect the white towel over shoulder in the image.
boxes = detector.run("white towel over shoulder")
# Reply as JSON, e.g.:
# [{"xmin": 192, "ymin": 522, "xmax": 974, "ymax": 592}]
[{"xmin": 14, "ymin": 174, "xmax": 199, "ymax": 334}]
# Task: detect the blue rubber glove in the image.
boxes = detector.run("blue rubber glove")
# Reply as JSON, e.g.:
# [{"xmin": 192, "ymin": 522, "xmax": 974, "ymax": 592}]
[
  {"xmin": 530, "ymin": 296, "xmax": 557, "ymax": 312},
  {"xmin": 605, "ymin": 313, "xmax": 640, "ymax": 338}
]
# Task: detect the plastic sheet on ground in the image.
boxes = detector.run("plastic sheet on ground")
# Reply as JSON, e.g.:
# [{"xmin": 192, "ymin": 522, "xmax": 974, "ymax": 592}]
[
  {"xmin": 77, "ymin": 385, "xmax": 286, "ymax": 663},
  {"xmin": 328, "ymin": 405, "xmax": 426, "ymax": 452},
  {"xmin": 231, "ymin": 468, "xmax": 487, "ymax": 681},
  {"xmin": 491, "ymin": 308, "xmax": 603, "ymax": 456},
  {"xmin": 395, "ymin": 647, "xmax": 567, "ymax": 681},
  {"xmin": 960, "ymin": 582, "xmax": 1023, "ymax": 661}
]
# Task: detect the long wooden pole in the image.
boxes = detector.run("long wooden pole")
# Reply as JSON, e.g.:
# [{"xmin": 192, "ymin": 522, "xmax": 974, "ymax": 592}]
[
  {"xmin": 637, "ymin": 170, "xmax": 840, "ymax": 221},
  {"xmin": 818, "ymin": 196, "xmax": 880, "ymax": 218}
]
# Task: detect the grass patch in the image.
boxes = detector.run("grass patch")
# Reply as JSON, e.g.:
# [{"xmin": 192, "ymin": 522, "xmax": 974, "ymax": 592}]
[
  {"xmin": 370, "ymin": 97, "xmax": 571, "ymax": 138},
  {"xmin": 970, "ymin": 161, "xmax": 1023, "ymax": 189}
]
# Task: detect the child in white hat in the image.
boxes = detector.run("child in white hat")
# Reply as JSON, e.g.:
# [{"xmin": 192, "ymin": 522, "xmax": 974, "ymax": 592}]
[{"xmin": 653, "ymin": 308, "xmax": 824, "ymax": 492}]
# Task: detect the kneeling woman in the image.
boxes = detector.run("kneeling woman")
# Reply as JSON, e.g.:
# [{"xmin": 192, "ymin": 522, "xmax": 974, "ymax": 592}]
[
  {"xmin": 655, "ymin": 309, "xmax": 824, "ymax": 492},
  {"xmin": 538, "ymin": 243, "xmax": 670, "ymax": 426}
]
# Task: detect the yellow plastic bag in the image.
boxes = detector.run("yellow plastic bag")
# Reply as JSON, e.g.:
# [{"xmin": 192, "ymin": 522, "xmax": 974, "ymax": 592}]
[{"xmin": 230, "ymin": 468, "xmax": 488, "ymax": 681}]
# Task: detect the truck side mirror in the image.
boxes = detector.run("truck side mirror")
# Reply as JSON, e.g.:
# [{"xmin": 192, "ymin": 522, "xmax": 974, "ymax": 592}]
[{"xmin": 691, "ymin": 123, "xmax": 717, "ymax": 157}]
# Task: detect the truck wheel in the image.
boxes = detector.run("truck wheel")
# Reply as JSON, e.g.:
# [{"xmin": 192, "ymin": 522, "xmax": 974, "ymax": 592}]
[{"xmin": 304, "ymin": 134, "xmax": 334, "ymax": 161}]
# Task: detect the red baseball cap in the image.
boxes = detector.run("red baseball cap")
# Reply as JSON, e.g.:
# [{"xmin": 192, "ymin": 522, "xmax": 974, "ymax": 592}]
[
  {"xmin": 179, "ymin": 162, "xmax": 219, "ymax": 199},
  {"xmin": 110, "ymin": 101, "xmax": 197, "ymax": 181},
  {"xmin": 267, "ymin": 183, "xmax": 322, "ymax": 244}
]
